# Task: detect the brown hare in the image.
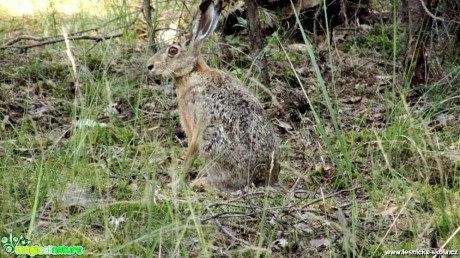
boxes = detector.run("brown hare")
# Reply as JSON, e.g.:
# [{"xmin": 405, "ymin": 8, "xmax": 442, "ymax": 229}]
[{"xmin": 146, "ymin": 0, "xmax": 279, "ymax": 192}]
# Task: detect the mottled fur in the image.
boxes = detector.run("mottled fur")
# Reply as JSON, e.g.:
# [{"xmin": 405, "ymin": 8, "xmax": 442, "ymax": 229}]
[{"xmin": 146, "ymin": 0, "xmax": 279, "ymax": 192}]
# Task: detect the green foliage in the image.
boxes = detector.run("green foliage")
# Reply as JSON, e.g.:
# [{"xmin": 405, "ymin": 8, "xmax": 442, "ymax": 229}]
[
  {"xmin": 228, "ymin": 66, "xmax": 243, "ymax": 79},
  {"xmin": 85, "ymin": 125, "xmax": 136, "ymax": 146},
  {"xmin": 344, "ymin": 25, "xmax": 405, "ymax": 58},
  {"xmin": 3, "ymin": 59, "xmax": 68, "ymax": 83},
  {"xmin": 225, "ymin": 35, "xmax": 243, "ymax": 48},
  {"xmin": 235, "ymin": 16, "xmax": 247, "ymax": 34}
]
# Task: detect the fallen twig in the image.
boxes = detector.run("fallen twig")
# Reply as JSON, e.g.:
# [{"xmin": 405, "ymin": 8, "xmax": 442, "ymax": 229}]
[
  {"xmin": 204, "ymin": 206, "xmax": 252, "ymax": 247},
  {"xmin": 301, "ymin": 186, "xmax": 362, "ymax": 209},
  {"xmin": 201, "ymin": 211, "xmax": 255, "ymax": 223}
]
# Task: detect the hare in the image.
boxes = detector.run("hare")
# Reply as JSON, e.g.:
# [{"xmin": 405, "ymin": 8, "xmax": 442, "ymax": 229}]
[{"xmin": 146, "ymin": 0, "xmax": 280, "ymax": 192}]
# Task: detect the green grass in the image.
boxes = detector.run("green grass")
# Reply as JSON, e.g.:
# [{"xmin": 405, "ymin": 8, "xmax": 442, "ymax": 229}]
[{"xmin": 1, "ymin": 0, "xmax": 460, "ymax": 257}]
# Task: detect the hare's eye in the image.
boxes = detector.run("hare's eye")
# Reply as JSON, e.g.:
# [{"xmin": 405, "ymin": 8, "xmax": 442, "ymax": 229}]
[{"xmin": 168, "ymin": 47, "xmax": 179, "ymax": 56}]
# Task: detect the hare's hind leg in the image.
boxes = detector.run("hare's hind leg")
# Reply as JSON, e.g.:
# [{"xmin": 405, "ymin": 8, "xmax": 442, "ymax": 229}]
[
  {"xmin": 189, "ymin": 163, "xmax": 228, "ymax": 192},
  {"xmin": 190, "ymin": 177, "xmax": 219, "ymax": 192},
  {"xmin": 210, "ymin": 165, "xmax": 248, "ymax": 192},
  {"xmin": 191, "ymin": 165, "xmax": 241, "ymax": 192}
]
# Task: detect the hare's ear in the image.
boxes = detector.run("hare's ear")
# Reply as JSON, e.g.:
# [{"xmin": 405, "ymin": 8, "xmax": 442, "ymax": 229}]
[{"xmin": 191, "ymin": 0, "xmax": 222, "ymax": 45}]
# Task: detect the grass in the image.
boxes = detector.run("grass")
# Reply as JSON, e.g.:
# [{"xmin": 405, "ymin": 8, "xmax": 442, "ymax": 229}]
[{"xmin": 1, "ymin": 0, "xmax": 460, "ymax": 257}]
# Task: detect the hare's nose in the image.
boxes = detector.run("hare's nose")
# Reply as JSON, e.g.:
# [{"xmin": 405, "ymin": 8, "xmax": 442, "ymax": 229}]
[{"xmin": 147, "ymin": 64, "xmax": 154, "ymax": 71}]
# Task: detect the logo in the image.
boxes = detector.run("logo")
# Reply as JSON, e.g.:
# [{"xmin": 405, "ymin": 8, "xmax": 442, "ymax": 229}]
[{"xmin": 1, "ymin": 233, "xmax": 84, "ymax": 256}]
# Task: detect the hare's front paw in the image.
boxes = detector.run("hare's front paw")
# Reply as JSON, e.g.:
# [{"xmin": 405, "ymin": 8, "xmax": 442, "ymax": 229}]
[{"xmin": 190, "ymin": 177, "xmax": 218, "ymax": 192}]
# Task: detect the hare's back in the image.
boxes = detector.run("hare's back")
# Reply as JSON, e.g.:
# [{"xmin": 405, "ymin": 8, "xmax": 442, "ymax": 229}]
[
  {"xmin": 200, "ymin": 78, "xmax": 276, "ymax": 153},
  {"xmin": 203, "ymin": 80, "xmax": 266, "ymax": 131}
]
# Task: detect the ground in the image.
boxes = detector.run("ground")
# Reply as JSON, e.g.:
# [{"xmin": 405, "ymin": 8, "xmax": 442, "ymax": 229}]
[{"xmin": 0, "ymin": 1, "xmax": 459, "ymax": 257}]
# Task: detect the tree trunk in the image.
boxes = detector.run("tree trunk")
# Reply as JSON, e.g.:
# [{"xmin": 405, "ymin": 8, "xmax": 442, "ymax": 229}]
[
  {"xmin": 398, "ymin": 0, "xmax": 460, "ymax": 87},
  {"xmin": 244, "ymin": 0, "xmax": 271, "ymax": 87},
  {"xmin": 142, "ymin": 0, "xmax": 157, "ymax": 53},
  {"xmin": 400, "ymin": 0, "xmax": 430, "ymax": 86}
]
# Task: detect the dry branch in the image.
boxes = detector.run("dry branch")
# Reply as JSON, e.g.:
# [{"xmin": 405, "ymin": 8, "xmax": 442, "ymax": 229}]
[
  {"xmin": 416, "ymin": 0, "xmax": 460, "ymax": 24},
  {"xmin": 5, "ymin": 35, "xmax": 44, "ymax": 45},
  {"xmin": 0, "ymin": 34, "xmax": 123, "ymax": 50},
  {"xmin": 0, "ymin": 10, "xmax": 141, "ymax": 50}
]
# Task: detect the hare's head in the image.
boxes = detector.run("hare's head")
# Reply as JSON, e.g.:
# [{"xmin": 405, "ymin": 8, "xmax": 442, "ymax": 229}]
[{"xmin": 146, "ymin": 0, "xmax": 222, "ymax": 79}]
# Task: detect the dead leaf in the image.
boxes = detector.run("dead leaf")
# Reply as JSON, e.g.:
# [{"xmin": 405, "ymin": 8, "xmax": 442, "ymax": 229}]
[
  {"xmin": 309, "ymin": 237, "xmax": 330, "ymax": 248},
  {"xmin": 379, "ymin": 205, "xmax": 399, "ymax": 217},
  {"xmin": 345, "ymin": 96, "xmax": 362, "ymax": 104},
  {"xmin": 275, "ymin": 119, "xmax": 293, "ymax": 131}
]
